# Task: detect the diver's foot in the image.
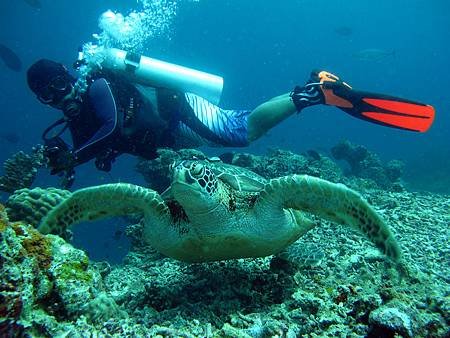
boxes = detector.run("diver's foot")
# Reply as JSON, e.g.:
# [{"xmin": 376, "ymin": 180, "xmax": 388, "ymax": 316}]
[
  {"xmin": 293, "ymin": 70, "xmax": 435, "ymax": 132},
  {"xmin": 290, "ymin": 70, "xmax": 353, "ymax": 111},
  {"xmin": 290, "ymin": 82, "xmax": 323, "ymax": 112},
  {"xmin": 310, "ymin": 70, "xmax": 349, "ymax": 85}
]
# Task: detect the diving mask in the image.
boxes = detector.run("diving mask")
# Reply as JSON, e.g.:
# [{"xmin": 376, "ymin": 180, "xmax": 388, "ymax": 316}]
[{"xmin": 37, "ymin": 76, "xmax": 73, "ymax": 105}]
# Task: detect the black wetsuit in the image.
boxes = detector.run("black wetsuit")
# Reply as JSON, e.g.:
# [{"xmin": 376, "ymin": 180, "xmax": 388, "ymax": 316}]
[
  {"xmin": 47, "ymin": 72, "xmax": 251, "ymax": 172},
  {"xmin": 58, "ymin": 74, "xmax": 170, "ymax": 170}
]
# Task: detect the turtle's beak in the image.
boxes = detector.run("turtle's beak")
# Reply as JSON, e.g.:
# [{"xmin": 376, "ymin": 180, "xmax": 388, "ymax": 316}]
[{"xmin": 171, "ymin": 163, "xmax": 206, "ymax": 214}]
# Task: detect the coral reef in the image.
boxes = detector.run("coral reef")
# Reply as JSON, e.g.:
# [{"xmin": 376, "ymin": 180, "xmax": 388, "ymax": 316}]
[
  {"xmin": 5, "ymin": 187, "xmax": 71, "ymax": 228},
  {"xmin": 0, "ymin": 148, "xmax": 45, "ymax": 194},
  {"xmin": 136, "ymin": 147, "xmax": 343, "ymax": 192},
  {"xmin": 368, "ymin": 305, "xmax": 414, "ymax": 337},
  {"xmin": 0, "ymin": 205, "xmax": 123, "ymax": 336},
  {"xmin": 0, "ymin": 147, "xmax": 448, "ymax": 336},
  {"xmin": 222, "ymin": 148, "xmax": 343, "ymax": 183},
  {"xmin": 331, "ymin": 140, "xmax": 405, "ymax": 190}
]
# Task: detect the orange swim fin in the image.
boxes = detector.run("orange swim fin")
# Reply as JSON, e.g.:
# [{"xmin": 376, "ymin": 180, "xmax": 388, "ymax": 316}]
[{"xmin": 315, "ymin": 71, "xmax": 435, "ymax": 132}]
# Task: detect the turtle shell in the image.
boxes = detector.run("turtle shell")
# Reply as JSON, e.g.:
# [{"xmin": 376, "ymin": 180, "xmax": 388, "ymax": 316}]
[{"xmin": 209, "ymin": 162, "xmax": 266, "ymax": 193}]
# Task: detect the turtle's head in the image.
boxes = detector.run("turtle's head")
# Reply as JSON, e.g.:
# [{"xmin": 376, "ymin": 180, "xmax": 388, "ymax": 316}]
[{"xmin": 170, "ymin": 160, "xmax": 220, "ymax": 213}]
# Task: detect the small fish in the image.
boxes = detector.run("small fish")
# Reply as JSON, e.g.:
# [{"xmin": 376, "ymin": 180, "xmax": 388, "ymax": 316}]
[
  {"xmin": 23, "ymin": 0, "xmax": 42, "ymax": 10},
  {"xmin": 0, "ymin": 132, "xmax": 20, "ymax": 144},
  {"xmin": 334, "ymin": 26, "xmax": 353, "ymax": 37},
  {"xmin": 0, "ymin": 44, "xmax": 22, "ymax": 72},
  {"xmin": 352, "ymin": 48, "xmax": 395, "ymax": 61}
]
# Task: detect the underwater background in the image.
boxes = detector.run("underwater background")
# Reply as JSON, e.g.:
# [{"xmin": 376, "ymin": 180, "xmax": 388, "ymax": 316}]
[
  {"xmin": 1, "ymin": 0, "xmax": 449, "ymax": 190},
  {"xmin": 0, "ymin": 1, "xmax": 449, "ymax": 336},
  {"xmin": 0, "ymin": 0, "xmax": 449, "ymax": 268}
]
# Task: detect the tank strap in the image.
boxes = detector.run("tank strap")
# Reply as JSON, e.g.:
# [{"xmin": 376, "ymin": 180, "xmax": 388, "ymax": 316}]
[{"xmin": 124, "ymin": 52, "xmax": 141, "ymax": 73}]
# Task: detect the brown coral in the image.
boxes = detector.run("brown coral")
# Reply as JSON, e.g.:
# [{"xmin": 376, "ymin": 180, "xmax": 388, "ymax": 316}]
[
  {"xmin": 0, "ymin": 204, "xmax": 8, "ymax": 233},
  {"xmin": 21, "ymin": 227, "xmax": 53, "ymax": 270}
]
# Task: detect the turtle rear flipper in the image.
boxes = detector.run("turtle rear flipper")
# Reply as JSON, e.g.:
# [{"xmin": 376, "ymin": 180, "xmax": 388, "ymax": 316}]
[
  {"xmin": 39, "ymin": 183, "xmax": 169, "ymax": 237},
  {"xmin": 257, "ymin": 175, "xmax": 401, "ymax": 262}
]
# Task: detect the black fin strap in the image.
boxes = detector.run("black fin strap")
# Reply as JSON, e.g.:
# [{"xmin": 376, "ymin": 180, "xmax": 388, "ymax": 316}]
[{"xmin": 290, "ymin": 84, "xmax": 324, "ymax": 112}]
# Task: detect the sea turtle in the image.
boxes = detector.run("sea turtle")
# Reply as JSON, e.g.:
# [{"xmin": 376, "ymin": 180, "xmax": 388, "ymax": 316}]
[{"xmin": 39, "ymin": 159, "xmax": 401, "ymax": 263}]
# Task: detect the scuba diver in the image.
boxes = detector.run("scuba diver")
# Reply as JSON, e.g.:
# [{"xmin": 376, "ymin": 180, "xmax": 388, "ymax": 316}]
[{"xmin": 27, "ymin": 55, "xmax": 435, "ymax": 188}]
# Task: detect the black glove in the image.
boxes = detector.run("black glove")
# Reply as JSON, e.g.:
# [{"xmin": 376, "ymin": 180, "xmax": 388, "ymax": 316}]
[
  {"xmin": 60, "ymin": 168, "xmax": 76, "ymax": 189},
  {"xmin": 44, "ymin": 145, "xmax": 77, "ymax": 175},
  {"xmin": 42, "ymin": 136, "xmax": 77, "ymax": 175},
  {"xmin": 95, "ymin": 148, "xmax": 118, "ymax": 172}
]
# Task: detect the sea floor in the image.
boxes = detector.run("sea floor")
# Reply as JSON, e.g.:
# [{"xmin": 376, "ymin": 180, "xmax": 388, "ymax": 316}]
[
  {"xmin": 93, "ymin": 188, "xmax": 449, "ymax": 337},
  {"xmin": 0, "ymin": 150, "xmax": 449, "ymax": 337}
]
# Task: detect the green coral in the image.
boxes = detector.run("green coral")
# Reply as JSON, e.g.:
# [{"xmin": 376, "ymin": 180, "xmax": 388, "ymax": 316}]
[
  {"xmin": 53, "ymin": 261, "xmax": 93, "ymax": 284},
  {"xmin": 0, "ymin": 208, "xmax": 116, "ymax": 333},
  {"xmin": 6, "ymin": 187, "xmax": 72, "ymax": 230},
  {"xmin": 0, "ymin": 204, "xmax": 7, "ymax": 232}
]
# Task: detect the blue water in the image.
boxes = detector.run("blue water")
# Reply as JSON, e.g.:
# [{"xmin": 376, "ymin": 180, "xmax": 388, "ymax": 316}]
[{"xmin": 1, "ymin": 0, "xmax": 449, "ymax": 261}]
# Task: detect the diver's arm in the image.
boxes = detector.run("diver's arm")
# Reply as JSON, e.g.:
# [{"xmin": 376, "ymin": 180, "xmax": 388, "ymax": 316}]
[
  {"xmin": 71, "ymin": 133, "xmax": 112, "ymax": 169},
  {"xmin": 72, "ymin": 78, "xmax": 119, "ymax": 167},
  {"xmin": 72, "ymin": 118, "xmax": 116, "ymax": 164}
]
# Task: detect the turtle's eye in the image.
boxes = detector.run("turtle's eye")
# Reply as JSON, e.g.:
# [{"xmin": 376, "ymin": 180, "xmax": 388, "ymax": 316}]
[{"xmin": 190, "ymin": 162, "xmax": 204, "ymax": 177}]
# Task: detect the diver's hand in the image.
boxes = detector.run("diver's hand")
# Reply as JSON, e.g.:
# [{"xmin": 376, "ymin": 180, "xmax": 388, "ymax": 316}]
[{"xmin": 44, "ymin": 146, "xmax": 77, "ymax": 175}]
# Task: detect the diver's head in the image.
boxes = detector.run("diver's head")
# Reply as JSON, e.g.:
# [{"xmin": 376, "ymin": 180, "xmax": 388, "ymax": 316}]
[{"xmin": 27, "ymin": 59, "xmax": 76, "ymax": 109}]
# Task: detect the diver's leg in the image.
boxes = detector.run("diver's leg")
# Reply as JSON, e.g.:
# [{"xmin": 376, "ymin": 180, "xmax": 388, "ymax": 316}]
[
  {"xmin": 248, "ymin": 70, "xmax": 436, "ymax": 139},
  {"xmin": 247, "ymin": 95, "xmax": 297, "ymax": 141},
  {"xmin": 266, "ymin": 92, "xmax": 291, "ymax": 101},
  {"xmin": 247, "ymin": 81, "xmax": 323, "ymax": 142}
]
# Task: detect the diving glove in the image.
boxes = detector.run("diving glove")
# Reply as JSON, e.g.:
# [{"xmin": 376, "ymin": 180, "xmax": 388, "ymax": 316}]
[{"xmin": 44, "ymin": 146, "xmax": 77, "ymax": 175}]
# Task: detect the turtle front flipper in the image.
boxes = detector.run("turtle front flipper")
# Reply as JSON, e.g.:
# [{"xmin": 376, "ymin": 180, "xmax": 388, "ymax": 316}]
[
  {"xmin": 257, "ymin": 175, "xmax": 401, "ymax": 261},
  {"xmin": 39, "ymin": 183, "xmax": 169, "ymax": 237}
]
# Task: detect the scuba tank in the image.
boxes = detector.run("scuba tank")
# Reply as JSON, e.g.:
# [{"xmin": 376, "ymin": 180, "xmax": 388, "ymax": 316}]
[{"xmin": 96, "ymin": 48, "xmax": 224, "ymax": 105}]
